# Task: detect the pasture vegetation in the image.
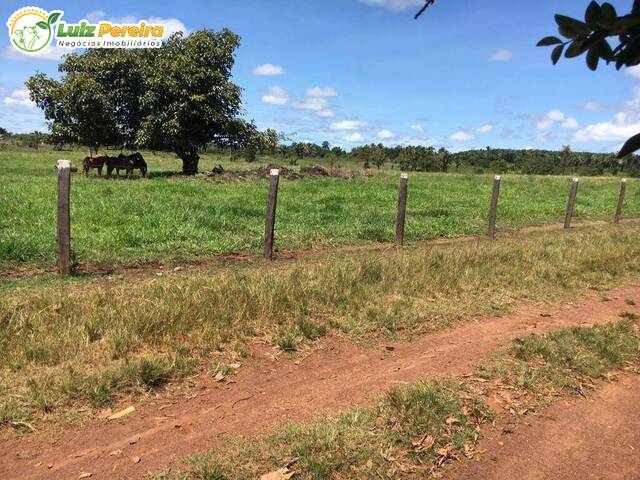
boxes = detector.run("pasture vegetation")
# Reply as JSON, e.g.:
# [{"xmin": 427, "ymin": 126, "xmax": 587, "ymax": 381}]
[
  {"xmin": 2, "ymin": 223, "xmax": 640, "ymax": 430},
  {"xmin": 2, "ymin": 147, "xmax": 640, "ymax": 270},
  {"xmin": 155, "ymin": 320, "xmax": 640, "ymax": 480}
]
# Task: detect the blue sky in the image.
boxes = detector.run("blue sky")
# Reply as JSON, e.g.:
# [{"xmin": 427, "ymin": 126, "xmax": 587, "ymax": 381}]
[{"xmin": 1, "ymin": 0, "xmax": 638, "ymax": 152}]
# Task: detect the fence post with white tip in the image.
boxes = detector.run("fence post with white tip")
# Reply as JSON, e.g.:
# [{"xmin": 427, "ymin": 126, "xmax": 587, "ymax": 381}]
[
  {"xmin": 395, "ymin": 173, "xmax": 409, "ymax": 245},
  {"xmin": 564, "ymin": 177, "xmax": 579, "ymax": 229},
  {"xmin": 615, "ymin": 178, "xmax": 627, "ymax": 224},
  {"xmin": 56, "ymin": 159, "xmax": 77, "ymax": 275},
  {"xmin": 487, "ymin": 175, "xmax": 501, "ymax": 239},
  {"xmin": 264, "ymin": 168, "xmax": 280, "ymax": 260}
]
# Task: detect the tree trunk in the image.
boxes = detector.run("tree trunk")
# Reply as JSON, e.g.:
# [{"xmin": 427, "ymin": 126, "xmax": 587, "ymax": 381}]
[{"xmin": 177, "ymin": 149, "xmax": 200, "ymax": 175}]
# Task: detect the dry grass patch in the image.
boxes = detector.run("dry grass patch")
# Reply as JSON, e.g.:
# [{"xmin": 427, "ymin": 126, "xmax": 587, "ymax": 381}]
[{"xmin": 2, "ymin": 225, "xmax": 640, "ymax": 429}]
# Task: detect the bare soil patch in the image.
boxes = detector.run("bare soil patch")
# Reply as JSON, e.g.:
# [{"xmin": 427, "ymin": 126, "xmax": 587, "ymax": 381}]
[{"xmin": 449, "ymin": 374, "xmax": 640, "ymax": 480}]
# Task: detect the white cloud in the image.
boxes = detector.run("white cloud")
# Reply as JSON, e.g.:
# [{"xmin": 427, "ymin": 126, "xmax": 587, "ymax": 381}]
[
  {"xmin": 294, "ymin": 97, "xmax": 328, "ymax": 111},
  {"xmin": 330, "ymin": 120, "xmax": 367, "ymax": 130},
  {"xmin": 86, "ymin": 10, "xmax": 106, "ymax": 23},
  {"xmin": 148, "ymin": 17, "xmax": 187, "ymax": 37},
  {"xmin": 561, "ymin": 117, "xmax": 579, "ymax": 129},
  {"xmin": 627, "ymin": 65, "xmax": 640, "ymax": 80},
  {"xmin": 358, "ymin": 0, "xmax": 423, "ymax": 11},
  {"xmin": 342, "ymin": 132, "xmax": 365, "ymax": 143},
  {"xmin": 573, "ymin": 85, "xmax": 640, "ymax": 145},
  {"xmin": 410, "ymin": 124, "xmax": 424, "ymax": 132},
  {"xmin": 449, "ymin": 131, "xmax": 475, "ymax": 141},
  {"xmin": 584, "ymin": 101, "xmax": 603, "ymax": 112},
  {"xmin": 377, "ymin": 129, "xmax": 395, "ymax": 139},
  {"xmin": 305, "ymin": 86, "xmax": 337, "ymax": 97},
  {"xmin": 490, "ymin": 49, "xmax": 513, "ymax": 62},
  {"xmin": 574, "ymin": 112, "xmax": 640, "ymax": 143},
  {"xmin": 316, "ymin": 109, "xmax": 335, "ymax": 118},
  {"xmin": 262, "ymin": 86, "xmax": 289, "ymax": 105},
  {"xmin": 475, "ymin": 123, "xmax": 494, "ymax": 133},
  {"xmin": 2, "ymin": 89, "xmax": 34, "ymax": 108},
  {"xmin": 397, "ymin": 137, "xmax": 436, "ymax": 147},
  {"xmin": 253, "ymin": 64, "xmax": 285, "ymax": 76},
  {"xmin": 536, "ymin": 130, "xmax": 567, "ymax": 143},
  {"xmin": 535, "ymin": 109, "xmax": 565, "ymax": 130},
  {"xmin": 0, "ymin": 45, "xmax": 64, "ymax": 61},
  {"xmin": 86, "ymin": 12, "xmax": 187, "ymax": 37}
]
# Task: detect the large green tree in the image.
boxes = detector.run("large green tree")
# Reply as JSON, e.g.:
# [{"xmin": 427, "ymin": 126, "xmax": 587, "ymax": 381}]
[
  {"xmin": 135, "ymin": 29, "xmax": 243, "ymax": 174},
  {"xmin": 27, "ymin": 28, "xmax": 245, "ymax": 174},
  {"xmin": 26, "ymin": 62, "xmax": 124, "ymax": 153}
]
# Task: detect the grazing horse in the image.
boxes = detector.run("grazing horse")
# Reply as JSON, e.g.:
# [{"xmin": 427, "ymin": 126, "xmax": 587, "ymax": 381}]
[
  {"xmin": 125, "ymin": 152, "xmax": 148, "ymax": 177},
  {"xmin": 106, "ymin": 155, "xmax": 134, "ymax": 178},
  {"xmin": 106, "ymin": 153, "xmax": 148, "ymax": 178},
  {"xmin": 82, "ymin": 156, "xmax": 109, "ymax": 176}
]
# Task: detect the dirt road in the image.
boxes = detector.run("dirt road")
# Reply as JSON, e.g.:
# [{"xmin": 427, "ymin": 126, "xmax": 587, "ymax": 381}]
[{"xmin": 1, "ymin": 284, "xmax": 639, "ymax": 479}]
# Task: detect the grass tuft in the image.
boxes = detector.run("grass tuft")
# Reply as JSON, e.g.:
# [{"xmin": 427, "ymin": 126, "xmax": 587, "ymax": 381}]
[{"xmin": 157, "ymin": 381, "xmax": 489, "ymax": 480}]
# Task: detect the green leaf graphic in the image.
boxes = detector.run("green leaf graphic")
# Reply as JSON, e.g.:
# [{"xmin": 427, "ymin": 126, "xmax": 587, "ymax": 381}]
[
  {"xmin": 48, "ymin": 12, "xmax": 61, "ymax": 24},
  {"xmin": 36, "ymin": 21, "xmax": 48, "ymax": 29}
]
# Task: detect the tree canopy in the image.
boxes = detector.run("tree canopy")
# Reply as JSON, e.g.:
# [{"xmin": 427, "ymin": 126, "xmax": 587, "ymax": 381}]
[{"xmin": 27, "ymin": 29, "xmax": 249, "ymax": 174}]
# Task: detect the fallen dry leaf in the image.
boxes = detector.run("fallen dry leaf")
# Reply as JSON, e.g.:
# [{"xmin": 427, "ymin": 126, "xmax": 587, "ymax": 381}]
[
  {"xmin": 259, "ymin": 466, "xmax": 295, "ymax": 480},
  {"xmin": 411, "ymin": 433, "xmax": 435, "ymax": 452},
  {"xmin": 107, "ymin": 406, "xmax": 135, "ymax": 421},
  {"xmin": 78, "ymin": 473, "xmax": 92, "ymax": 479}
]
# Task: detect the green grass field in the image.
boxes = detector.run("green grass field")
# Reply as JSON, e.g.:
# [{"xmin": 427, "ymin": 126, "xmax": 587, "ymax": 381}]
[{"xmin": 1, "ymin": 147, "xmax": 638, "ymax": 270}]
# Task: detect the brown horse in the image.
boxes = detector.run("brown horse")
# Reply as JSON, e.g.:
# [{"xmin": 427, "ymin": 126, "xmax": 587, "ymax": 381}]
[
  {"xmin": 82, "ymin": 156, "xmax": 109, "ymax": 176},
  {"xmin": 106, "ymin": 153, "xmax": 147, "ymax": 178},
  {"xmin": 125, "ymin": 153, "xmax": 148, "ymax": 178},
  {"xmin": 106, "ymin": 155, "xmax": 134, "ymax": 178}
]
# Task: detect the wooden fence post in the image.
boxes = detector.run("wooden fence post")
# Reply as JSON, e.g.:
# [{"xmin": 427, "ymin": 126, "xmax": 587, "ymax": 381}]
[
  {"xmin": 564, "ymin": 177, "xmax": 579, "ymax": 229},
  {"xmin": 487, "ymin": 175, "xmax": 501, "ymax": 239},
  {"xmin": 615, "ymin": 178, "xmax": 627, "ymax": 224},
  {"xmin": 395, "ymin": 173, "xmax": 409, "ymax": 245},
  {"xmin": 56, "ymin": 160, "xmax": 76, "ymax": 275},
  {"xmin": 264, "ymin": 168, "xmax": 280, "ymax": 260}
]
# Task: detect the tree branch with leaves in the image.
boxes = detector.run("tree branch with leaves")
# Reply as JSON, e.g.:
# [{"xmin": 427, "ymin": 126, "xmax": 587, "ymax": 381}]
[{"xmin": 415, "ymin": 0, "xmax": 640, "ymax": 158}]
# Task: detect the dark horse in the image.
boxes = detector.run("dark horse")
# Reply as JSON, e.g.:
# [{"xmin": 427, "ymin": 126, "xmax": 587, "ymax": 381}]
[
  {"xmin": 82, "ymin": 156, "xmax": 109, "ymax": 176},
  {"xmin": 106, "ymin": 153, "xmax": 148, "ymax": 178}
]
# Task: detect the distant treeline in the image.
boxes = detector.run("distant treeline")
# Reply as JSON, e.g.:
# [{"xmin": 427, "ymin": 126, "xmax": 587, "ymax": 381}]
[
  {"xmin": 4, "ymin": 125, "xmax": 637, "ymax": 177},
  {"xmin": 270, "ymin": 142, "xmax": 639, "ymax": 177}
]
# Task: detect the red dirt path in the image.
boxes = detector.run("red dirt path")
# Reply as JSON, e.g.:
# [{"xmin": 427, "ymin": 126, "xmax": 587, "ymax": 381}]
[
  {"xmin": 449, "ymin": 375, "xmax": 640, "ymax": 480},
  {"xmin": 1, "ymin": 284, "xmax": 639, "ymax": 479}
]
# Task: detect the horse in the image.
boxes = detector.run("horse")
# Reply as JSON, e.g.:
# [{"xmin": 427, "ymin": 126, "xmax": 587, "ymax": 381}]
[
  {"xmin": 124, "ymin": 152, "xmax": 148, "ymax": 177},
  {"xmin": 106, "ymin": 153, "xmax": 148, "ymax": 178},
  {"xmin": 106, "ymin": 155, "xmax": 134, "ymax": 178},
  {"xmin": 82, "ymin": 156, "xmax": 109, "ymax": 176}
]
